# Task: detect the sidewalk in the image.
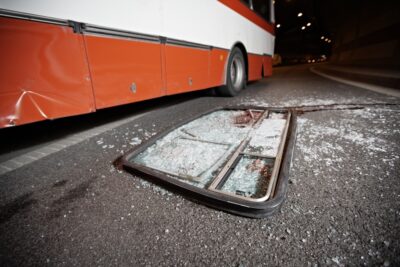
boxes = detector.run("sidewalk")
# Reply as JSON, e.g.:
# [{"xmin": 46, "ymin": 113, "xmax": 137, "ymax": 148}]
[{"xmin": 310, "ymin": 64, "xmax": 400, "ymax": 98}]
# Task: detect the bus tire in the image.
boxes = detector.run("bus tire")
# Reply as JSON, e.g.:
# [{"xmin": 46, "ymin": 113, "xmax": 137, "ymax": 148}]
[{"xmin": 217, "ymin": 47, "xmax": 246, "ymax": 96}]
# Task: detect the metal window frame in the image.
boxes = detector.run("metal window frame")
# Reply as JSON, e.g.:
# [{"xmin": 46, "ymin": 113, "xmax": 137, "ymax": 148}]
[
  {"xmin": 120, "ymin": 106, "xmax": 297, "ymax": 218},
  {"xmin": 207, "ymin": 111, "xmax": 291, "ymax": 202}
]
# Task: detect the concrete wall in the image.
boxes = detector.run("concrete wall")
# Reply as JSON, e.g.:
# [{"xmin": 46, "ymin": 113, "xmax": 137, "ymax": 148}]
[{"xmin": 330, "ymin": 1, "xmax": 400, "ymax": 69}]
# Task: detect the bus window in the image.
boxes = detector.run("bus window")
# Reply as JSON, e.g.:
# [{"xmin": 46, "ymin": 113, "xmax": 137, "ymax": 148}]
[
  {"xmin": 252, "ymin": 0, "xmax": 271, "ymax": 22},
  {"xmin": 241, "ymin": 0, "xmax": 252, "ymax": 8}
]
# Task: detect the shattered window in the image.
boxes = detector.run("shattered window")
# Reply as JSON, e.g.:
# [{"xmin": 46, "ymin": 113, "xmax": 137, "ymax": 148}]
[{"xmin": 122, "ymin": 108, "xmax": 295, "ymax": 217}]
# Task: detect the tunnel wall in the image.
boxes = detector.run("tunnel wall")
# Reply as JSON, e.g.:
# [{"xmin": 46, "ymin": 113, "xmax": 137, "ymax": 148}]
[{"xmin": 330, "ymin": 1, "xmax": 400, "ymax": 69}]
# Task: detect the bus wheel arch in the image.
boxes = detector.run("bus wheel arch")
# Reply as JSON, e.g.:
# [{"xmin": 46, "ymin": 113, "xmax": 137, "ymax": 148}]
[
  {"xmin": 233, "ymin": 42, "xmax": 249, "ymax": 84},
  {"xmin": 217, "ymin": 42, "xmax": 248, "ymax": 96}
]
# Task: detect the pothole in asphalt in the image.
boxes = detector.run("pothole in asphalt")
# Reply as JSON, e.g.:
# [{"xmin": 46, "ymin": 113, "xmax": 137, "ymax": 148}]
[{"xmin": 121, "ymin": 107, "xmax": 297, "ymax": 218}]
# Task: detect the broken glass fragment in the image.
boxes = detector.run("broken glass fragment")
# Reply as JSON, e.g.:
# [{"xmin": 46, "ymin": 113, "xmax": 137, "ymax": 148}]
[{"xmin": 122, "ymin": 108, "xmax": 296, "ymax": 218}]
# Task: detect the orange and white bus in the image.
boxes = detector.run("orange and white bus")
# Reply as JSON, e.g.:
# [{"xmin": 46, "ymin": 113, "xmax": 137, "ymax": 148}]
[{"xmin": 0, "ymin": 0, "xmax": 275, "ymax": 128}]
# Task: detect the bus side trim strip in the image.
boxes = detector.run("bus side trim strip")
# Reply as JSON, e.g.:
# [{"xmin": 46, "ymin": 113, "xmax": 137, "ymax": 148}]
[
  {"xmin": 0, "ymin": 8, "xmax": 67, "ymax": 26},
  {"xmin": 0, "ymin": 8, "xmax": 268, "ymax": 56},
  {"xmin": 83, "ymin": 24, "xmax": 160, "ymax": 43}
]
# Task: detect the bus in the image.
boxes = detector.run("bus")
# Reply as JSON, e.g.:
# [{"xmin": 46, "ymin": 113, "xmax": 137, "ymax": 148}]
[{"xmin": 0, "ymin": 0, "xmax": 275, "ymax": 128}]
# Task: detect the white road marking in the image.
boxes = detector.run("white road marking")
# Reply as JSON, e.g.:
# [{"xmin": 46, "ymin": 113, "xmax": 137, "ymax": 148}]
[
  {"xmin": 318, "ymin": 65, "xmax": 400, "ymax": 79},
  {"xmin": 0, "ymin": 111, "xmax": 150, "ymax": 176},
  {"xmin": 310, "ymin": 67, "xmax": 400, "ymax": 98}
]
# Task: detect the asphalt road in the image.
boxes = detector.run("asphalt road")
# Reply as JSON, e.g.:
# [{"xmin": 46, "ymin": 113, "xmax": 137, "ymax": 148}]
[{"xmin": 0, "ymin": 64, "xmax": 399, "ymax": 266}]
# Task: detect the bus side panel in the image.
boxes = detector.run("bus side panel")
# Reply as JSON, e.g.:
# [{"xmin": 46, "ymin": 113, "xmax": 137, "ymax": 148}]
[
  {"xmin": 263, "ymin": 55, "xmax": 273, "ymax": 77},
  {"xmin": 84, "ymin": 36, "xmax": 164, "ymax": 109},
  {"xmin": 1, "ymin": 0, "xmax": 275, "ymax": 60},
  {"xmin": 209, "ymin": 49, "xmax": 229, "ymax": 87},
  {"xmin": 162, "ymin": 0, "xmax": 274, "ymax": 59},
  {"xmin": 248, "ymin": 54, "xmax": 264, "ymax": 81},
  {"xmin": 0, "ymin": 17, "xmax": 95, "ymax": 128},
  {"xmin": 165, "ymin": 45, "xmax": 210, "ymax": 95}
]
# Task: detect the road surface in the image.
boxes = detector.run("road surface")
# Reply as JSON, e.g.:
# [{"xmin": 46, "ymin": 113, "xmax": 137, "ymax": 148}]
[{"xmin": 0, "ymin": 64, "xmax": 399, "ymax": 266}]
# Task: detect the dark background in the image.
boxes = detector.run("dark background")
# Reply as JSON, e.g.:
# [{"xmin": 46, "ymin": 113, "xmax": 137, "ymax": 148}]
[{"xmin": 274, "ymin": 0, "xmax": 400, "ymax": 68}]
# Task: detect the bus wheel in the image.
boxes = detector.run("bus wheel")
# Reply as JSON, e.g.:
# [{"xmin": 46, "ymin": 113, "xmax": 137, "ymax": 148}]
[{"xmin": 217, "ymin": 47, "xmax": 246, "ymax": 96}]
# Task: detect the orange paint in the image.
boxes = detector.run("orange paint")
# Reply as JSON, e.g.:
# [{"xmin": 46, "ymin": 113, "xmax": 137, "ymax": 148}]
[
  {"xmin": 160, "ymin": 44, "xmax": 168, "ymax": 95},
  {"xmin": 263, "ymin": 55, "xmax": 273, "ymax": 77},
  {"xmin": 210, "ymin": 49, "xmax": 229, "ymax": 87},
  {"xmin": 84, "ymin": 35, "xmax": 164, "ymax": 109},
  {"xmin": 0, "ymin": 17, "xmax": 95, "ymax": 128},
  {"xmin": 0, "ymin": 16, "xmax": 273, "ymax": 128},
  {"xmin": 218, "ymin": 0, "xmax": 275, "ymax": 35},
  {"xmin": 165, "ymin": 45, "xmax": 210, "ymax": 95},
  {"xmin": 248, "ymin": 54, "xmax": 264, "ymax": 81}
]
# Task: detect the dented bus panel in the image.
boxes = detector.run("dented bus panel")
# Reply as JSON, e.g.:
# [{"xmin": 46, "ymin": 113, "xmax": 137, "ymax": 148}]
[
  {"xmin": 0, "ymin": 0, "xmax": 275, "ymax": 128},
  {"xmin": 0, "ymin": 17, "xmax": 95, "ymax": 128}
]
